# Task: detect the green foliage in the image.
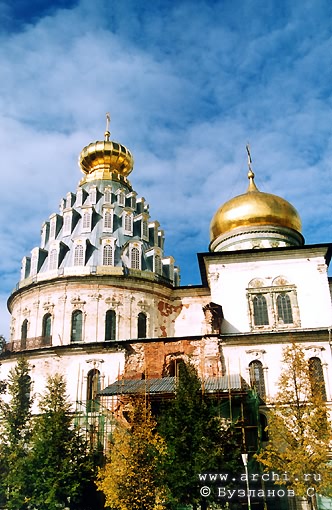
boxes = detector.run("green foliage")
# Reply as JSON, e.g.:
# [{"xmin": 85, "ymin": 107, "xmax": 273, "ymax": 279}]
[
  {"xmin": 28, "ymin": 373, "xmax": 95, "ymax": 510},
  {"xmin": 0, "ymin": 358, "xmax": 33, "ymax": 510},
  {"xmin": 158, "ymin": 362, "xmax": 241, "ymax": 509},
  {"xmin": 255, "ymin": 343, "xmax": 332, "ymax": 497},
  {"xmin": 97, "ymin": 397, "xmax": 167, "ymax": 510}
]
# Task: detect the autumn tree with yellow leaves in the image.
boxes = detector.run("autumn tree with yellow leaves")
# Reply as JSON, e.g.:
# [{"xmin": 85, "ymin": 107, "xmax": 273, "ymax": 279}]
[
  {"xmin": 96, "ymin": 398, "xmax": 167, "ymax": 510},
  {"xmin": 256, "ymin": 343, "xmax": 332, "ymax": 508}
]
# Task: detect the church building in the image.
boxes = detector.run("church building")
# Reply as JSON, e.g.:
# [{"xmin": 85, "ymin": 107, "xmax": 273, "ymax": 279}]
[{"xmin": 1, "ymin": 124, "xmax": 331, "ymax": 478}]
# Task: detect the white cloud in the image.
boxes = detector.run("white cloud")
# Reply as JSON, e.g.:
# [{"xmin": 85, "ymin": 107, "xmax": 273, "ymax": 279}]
[{"xmin": 0, "ymin": 0, "xmax": 331, "ymax": 338}]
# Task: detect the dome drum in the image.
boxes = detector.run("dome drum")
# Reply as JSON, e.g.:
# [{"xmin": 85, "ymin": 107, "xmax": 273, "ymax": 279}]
[{"xmin": 210, "ymin": 224, "xmax": 304, "ymax": 252}]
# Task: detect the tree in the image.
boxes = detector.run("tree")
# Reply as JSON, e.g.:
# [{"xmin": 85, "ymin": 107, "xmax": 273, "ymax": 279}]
[
  {"xmin": 255, "ymin": 343, "xmax": 332, "ymax": 506},
  {"xmin": 96, "ymin": 397, "xmax": 167, "ymax": 510},
  {"xmin": 158, "ymin": 361, "xmax": 241, "ymax": 509},
  {"xmin": 28, "ymin": 373, "xmax": 95, "ymax": 510},
  {"xmin": 0, "ymin": 358, "xmax": 33, "ymax": 510}
]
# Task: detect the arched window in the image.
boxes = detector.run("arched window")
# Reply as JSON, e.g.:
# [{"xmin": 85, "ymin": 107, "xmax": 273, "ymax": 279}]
[
  {"xmin": 253, "ymin": 295, "xmax": 269, "ymax": 326},
  {"xmin": 276, "ymin": 293, "xmax": 293, "ymax": 324},
  {"xmin": 103, "ymin": 245, "xmax": 113, "ymax": 266},
  {"xmin": 86, "ymin": 369, "xmax": 101, "ymax": 412},
  {"xmin": 167, "ymin": 358, "xmax": 185, "ymax": 378},
  {"xmin": 249, "ymin": 360, "xmax": 266, "ymax": 399},
  {"xmin": 105, "ymin": 310, "xmax": 116, "ymax": 341},
  {"xmin": 131, "ymin": 247, "xmax": 140, "ymax": 269},
  {"xmin": 309, "ymin": 357, "xmax": 327, "ymax": 401},
  {"xmin": 71, "ymin": 310, "xmax": 83, "ymax": 342},
  {"xmin": 138, "ymin": 312, "xmax": 147, "ymax": 339},
  {"xmin": 74, "ymin": 244, "xmax": 84, "ymax": 266},
  {"xmin": 42, "ymin": 313, "xmax": 52, "ymax": 344},
  {"xmin": 49, "ymin": 249, "xmax": 58, "ymax": 270},
  {"xmin": 21, "ymin": 319, "xmax": 28, "ymax": 349}
]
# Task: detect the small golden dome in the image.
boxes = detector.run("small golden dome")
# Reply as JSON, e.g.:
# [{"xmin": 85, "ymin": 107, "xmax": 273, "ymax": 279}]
[
  {"xmin": 78, "ymin": 115, "xmax": 134, "ymax": 183},
  {"xmin": 210, "ymin": 169, "xmax": 302, "ymax": 243}
]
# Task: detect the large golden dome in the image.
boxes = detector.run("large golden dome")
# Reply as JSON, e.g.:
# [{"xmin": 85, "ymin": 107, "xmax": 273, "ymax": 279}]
[
  {"xmin": 78, "ymin": 117, "xmax": 134, "ymax": 184},
  {"xmin": 210, "ymin": 169, "xmax": 302, "ymax": 244}
]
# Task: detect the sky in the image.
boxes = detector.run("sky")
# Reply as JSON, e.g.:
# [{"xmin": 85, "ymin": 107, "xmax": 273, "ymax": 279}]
[{"xmin": 0, "ymin": 0, "xmax": 331, "ymax": 337}]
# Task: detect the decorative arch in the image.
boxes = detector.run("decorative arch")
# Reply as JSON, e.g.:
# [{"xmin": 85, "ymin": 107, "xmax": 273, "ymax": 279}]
[{"xmin": 272, "ymin": 275, "xmax": 290, "ymax": 286}]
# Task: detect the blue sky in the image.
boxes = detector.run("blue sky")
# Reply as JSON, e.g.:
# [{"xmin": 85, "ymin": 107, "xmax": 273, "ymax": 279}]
[{"xmin": 0, "ymin": 0, "xmax": 331, "ymax": 337}]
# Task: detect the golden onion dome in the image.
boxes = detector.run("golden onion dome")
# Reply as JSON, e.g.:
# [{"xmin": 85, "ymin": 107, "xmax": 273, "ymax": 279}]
[
  {"xmin": 78, "ymin": 114, "xmax": 134, "ymax": 183},
  {"xmin": 210, "ymin": 168, "xmax": 302, "ymax": 243}
]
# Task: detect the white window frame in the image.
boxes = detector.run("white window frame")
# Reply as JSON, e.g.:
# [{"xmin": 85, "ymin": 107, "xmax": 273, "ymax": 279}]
[
  {"xmin": 102, "ymin": 241, "xmax": 115, "ymax": 266},
  {"xmin": 130, "ymin": 243, "xmax": 141, "ymax": 270},
  {"xmin": 76, "ymin": 188, "xmax": 83, "ymax": 207},
  {"xmin": 89, "ymin": 186, "xmax": 97, "ymax": 205},
  {"xmin": 48, "ymin": 248, "xmax": 58, "ymax": 271},
  {"xmin": 49, "ymin": 216, "xmax": 57, "ymax": 240},
  {"xmin": 73, "ymin": 243, "xmax": 85, "ymax": 266},
  {"xmin": 117, "ymin": 189, "xmax": 125, "ymax": 207},
  {"xmin": 123, "ymin": 212, "xmax": 133, "ymax": 235},
  {"xmin": 104, "ymin": 186, "xmax": 112, "ymax": 203},
  {"xmin": 63, "ymin": 212, "xmax": 72, "ymax": 236},
  {"xmin": 81, "ymin": 208, "xmax": 92, "ymax": 233},
  {"xmin": 103, "ymin": 208, "xmax": 114, "ymax": 232}
]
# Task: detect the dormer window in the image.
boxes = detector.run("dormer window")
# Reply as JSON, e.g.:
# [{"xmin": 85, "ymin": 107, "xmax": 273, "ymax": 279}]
[
  {"xmin": 66, "ymin": 192, "xmax": 75, "ymax": 209},
  {"xmin": 142, "ymin": 219, "xmax": 149, "ymax": 241},
  {"xmin": 49, "ymin": 248, "xmax": 58, "ymax": 270},
  {"xmin": 89, "ymin": 186, "xmax": 97, "ymax": 205},
  {"xmin": 117, "ymin": 190, "xmax": 125, "ymax": 206},
  {"xmin": 74, "ymin": 244, "xmax": 84, "ymax": 266},
  {"xmin": 30, "ymin": 247, "xmax": 47, "ymax": 275},
  {"xmin": 21, "ymin": 257, "xmax": 31, "ymax": 280},
  {"xmin": 130, "ymin": 244, "xmax": 141, "ymax": 270},
  {"xmin": 49, "ymin": 214, "xmax": 62, "ymax": 241},
  {"xmin": 104, "ymin": 187, "xmax": 112, "ymax": 203},
  {"xmin": 41, "ymin": 222, "xmax": 49, "ymax": 248},
  {"xmin": 76, "ymin": 188, "xmax": 83, "ymax": 207},
  {"xmin": 127, "ymin": 192, "xmax": 137, "ymax": 210},
  {"xmin": 63, "ymin": 212, "xmax": 72, "ymax": 236},
  {"xmin": 103, "ymin": 209, "xmax": 113, "ymax": 232},
  {"xmin": 49, "ymin": 218, "xmax": 56, "ymax": 240},
  {"xmin": 82, "ymin": 210, "xmax": 92, "ymax": 232},
  {"xmin": 123, "ymin": 212, "xmax": 133, "ymax": 235},
  {"xmin": 103, "ymin": 245, "xmax": 113, "ymax": 266},
  {"xmin": 154, "ymin": 253, "xmax": 162, "ymax": 275}
]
